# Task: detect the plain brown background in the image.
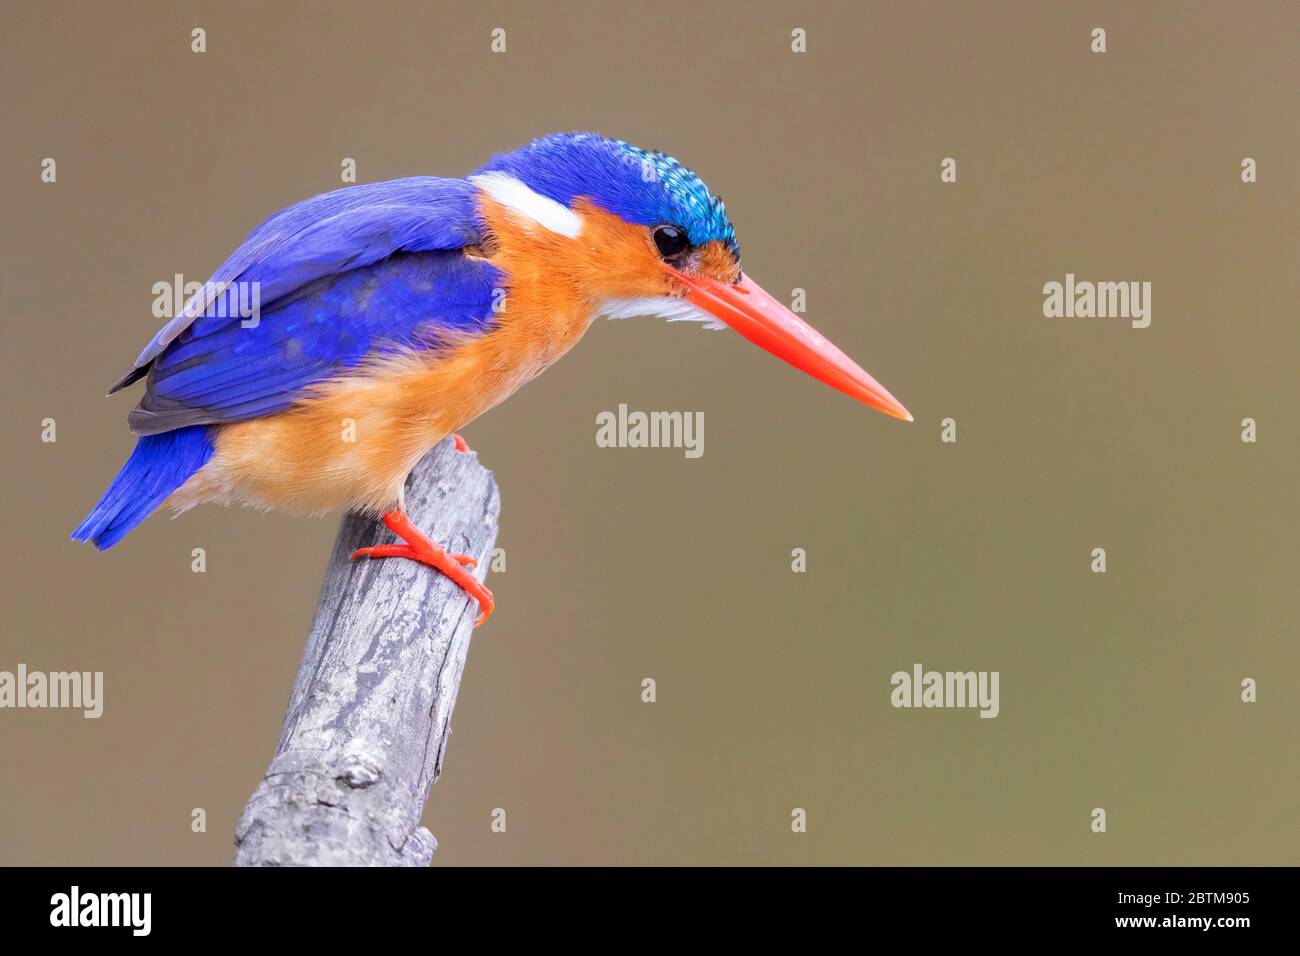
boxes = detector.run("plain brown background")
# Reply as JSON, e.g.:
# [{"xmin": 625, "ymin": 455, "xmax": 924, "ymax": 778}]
[{"xmin": 2, "ymin": 1, "xmax": 1297, "ymax": 865}]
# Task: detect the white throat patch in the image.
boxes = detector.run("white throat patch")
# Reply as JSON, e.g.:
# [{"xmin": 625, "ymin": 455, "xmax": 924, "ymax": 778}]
[
  {"xmin": 468, "ymin": 172, "xmax": 584, "ymax": 238},
  {"xmin": 598, "ymin": 296, "xmax": 726, "ymax": 330}
]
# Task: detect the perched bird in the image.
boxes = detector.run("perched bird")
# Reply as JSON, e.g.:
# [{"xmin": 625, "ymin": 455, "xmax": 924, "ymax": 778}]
[{"xmin": 73, "ymin": 132, "xmax": 911, "ymax": 625}]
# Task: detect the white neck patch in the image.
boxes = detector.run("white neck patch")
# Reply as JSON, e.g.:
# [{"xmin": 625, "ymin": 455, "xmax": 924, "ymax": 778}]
[
  {"xmin": 598, "ymin": 296, "xmax": 726, "ymax": 330},
  {"xmin": 468, "ymin": 172, "xmax": 584, "ymax": 238}
]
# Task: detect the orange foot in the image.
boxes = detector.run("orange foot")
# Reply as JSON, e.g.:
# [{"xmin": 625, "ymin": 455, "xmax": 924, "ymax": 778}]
[
  {"xmin": 351, "ymin": 510, "xmax": 495, "ymax": 626},
  {"xmin": 451, "ymin": 432, "xmax": 470, "ymax": 453}
]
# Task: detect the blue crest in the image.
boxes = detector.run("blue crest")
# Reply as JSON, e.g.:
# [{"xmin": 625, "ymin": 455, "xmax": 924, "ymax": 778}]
[{"xmin": 474, "ymin": 132, "xmax": 740, "ymax": 262}]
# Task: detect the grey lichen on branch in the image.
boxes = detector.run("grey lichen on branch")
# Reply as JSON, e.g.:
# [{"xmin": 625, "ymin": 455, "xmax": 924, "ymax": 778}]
[{"xmin": 234, "ymin": 438, "xmax": 500, "ymax": 866}]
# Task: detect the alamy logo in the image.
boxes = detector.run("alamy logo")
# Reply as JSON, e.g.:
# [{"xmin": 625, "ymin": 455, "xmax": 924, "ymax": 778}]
[
  {"xmin": 595, "ymin": 403, "xmax": 704, "ymax": 459},
  {"xmin": 890, "ymin": 663, "xmax": 1000, "ymax": 718},
  {"xmin": 0, "ymin": 664, "xmax": 102, "ymax": 718},
  {"xmin": 1043, "ymin": 273, "xmax": 1151, "ymax": 328},
  {"xmin": 50, "ymin": 886, "xmax": 151, "ymax": 936},
  {"xmin": 152, "ymin": 273, "xmax": 261, "ymax": 328}
]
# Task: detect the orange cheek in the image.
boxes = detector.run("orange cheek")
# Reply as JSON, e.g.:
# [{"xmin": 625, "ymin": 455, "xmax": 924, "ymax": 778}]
[
  {"xmin": 556, "ymin": 212, "xmax": 741, "ymax": 299},
  {"xmin": 567, "ymin": 200, "xmax": 674, "ymax": 300},
  {"xmin": 478, "ymin": 196, "xmax": 673, "ymax": 303},
  {"xmin": 478, "ymin": 195, "xmax": 738, "ymax": 303}
]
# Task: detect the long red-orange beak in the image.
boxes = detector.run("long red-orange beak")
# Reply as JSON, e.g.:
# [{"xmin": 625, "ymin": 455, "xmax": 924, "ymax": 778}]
[{"xmin": 670, "ymin": 269, "xmax": 912, "ymax": 422}]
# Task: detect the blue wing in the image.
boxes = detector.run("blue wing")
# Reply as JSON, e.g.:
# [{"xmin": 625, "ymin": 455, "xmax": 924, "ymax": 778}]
[
  {"xmin": 129, "ymin": 251, "xmax": 501, "ymax": 434},
  {"xmin": 113, "ymin": 177, "xmax": 502, "ymax": 435}
]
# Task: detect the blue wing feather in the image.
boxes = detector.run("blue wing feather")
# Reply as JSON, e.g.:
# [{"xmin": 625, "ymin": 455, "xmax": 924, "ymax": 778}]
[
  {"xmin": 112, "ymin": 176, "xmax": 502, "ymax": 435},
  {"xmin": 129, "ymin": 250, "xmax": 501, "ymax": 434},
  {"xmin": 113, "ymin": 176, "xmax": 485, "ymax": 390}
]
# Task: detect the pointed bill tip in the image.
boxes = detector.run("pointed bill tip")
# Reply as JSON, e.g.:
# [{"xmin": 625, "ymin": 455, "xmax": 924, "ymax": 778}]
[
  {"xmin": 849, "ymin": 377, "xmax": 913, "ymax": 423},
  {"xmin": 670, "ymin": 266, "xmax": 913, "ymax": 425}
]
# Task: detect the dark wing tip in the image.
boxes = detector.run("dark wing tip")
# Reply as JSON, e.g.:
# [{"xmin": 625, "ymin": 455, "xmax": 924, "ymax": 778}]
[{"xmin": 107, "ymin": 363, "xmax": 150, "ymax": 396}]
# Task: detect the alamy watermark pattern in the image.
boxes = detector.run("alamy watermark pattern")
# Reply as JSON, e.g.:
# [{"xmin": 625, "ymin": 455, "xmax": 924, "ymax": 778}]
[
  {"xmin": 595, "ymin": 403, "xmax": 704, "ymax": 459},
  {"xmin": 0, "ymin": 664, "xmax": 103, "ymax": 718}
]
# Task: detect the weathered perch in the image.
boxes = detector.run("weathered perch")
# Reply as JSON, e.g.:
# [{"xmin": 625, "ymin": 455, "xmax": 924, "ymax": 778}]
[{"xmin": 233, "ymin": 438, "xmax": 500, "ymax": 866}]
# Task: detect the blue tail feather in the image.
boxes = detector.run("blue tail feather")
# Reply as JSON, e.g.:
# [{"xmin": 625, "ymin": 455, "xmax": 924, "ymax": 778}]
[{"xmin": 72, "ymin": 425, "xmax": 215, "ymax": 550}]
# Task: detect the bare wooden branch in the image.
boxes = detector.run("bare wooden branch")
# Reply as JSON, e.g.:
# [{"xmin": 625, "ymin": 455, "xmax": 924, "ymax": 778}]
[{"xmin": 233, "ymin": 438, "xmax": 500, "ymax": 867}]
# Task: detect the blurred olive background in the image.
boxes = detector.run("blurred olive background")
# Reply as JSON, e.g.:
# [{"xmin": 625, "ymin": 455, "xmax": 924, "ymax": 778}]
[{"xmin": 1, "ymin": 1, "xmax": 1296, "ymax": 866}]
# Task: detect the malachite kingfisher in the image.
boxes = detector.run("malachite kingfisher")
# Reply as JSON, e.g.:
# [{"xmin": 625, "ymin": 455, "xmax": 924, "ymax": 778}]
[{"xmin": 73, "ymin": 132, "xmax": 912, "ymax": 625}]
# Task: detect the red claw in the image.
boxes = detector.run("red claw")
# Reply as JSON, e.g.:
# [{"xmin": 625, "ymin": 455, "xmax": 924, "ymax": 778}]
[{"xmin": 351, "ymin": 510, "xmax": 494, "ymax": 626}]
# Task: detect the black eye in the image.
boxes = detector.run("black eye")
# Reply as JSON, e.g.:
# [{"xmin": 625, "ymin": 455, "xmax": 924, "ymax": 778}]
[{"xmin": 653, "ymin": 224, "xmax": 690, "ymax": 259}]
